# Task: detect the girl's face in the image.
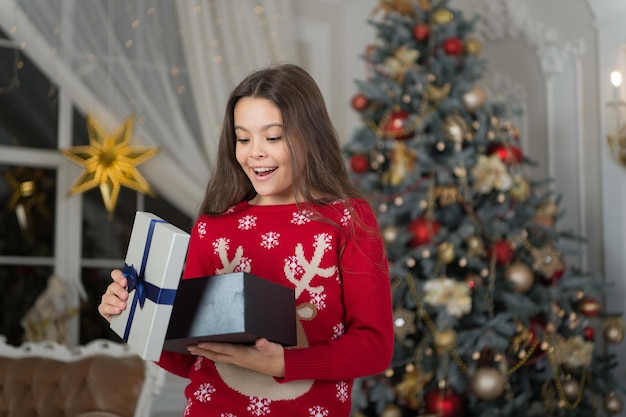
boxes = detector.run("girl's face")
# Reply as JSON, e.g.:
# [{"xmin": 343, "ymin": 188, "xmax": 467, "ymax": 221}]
[{"xmin": 235, "ymin": 97, "xmax": 296, "ymax": 205}]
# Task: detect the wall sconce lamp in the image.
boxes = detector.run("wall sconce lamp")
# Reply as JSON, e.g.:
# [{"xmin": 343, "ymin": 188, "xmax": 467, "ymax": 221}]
[{"xmin": 608, "ymin": 70, "xmax": 626, "ymax": 167}]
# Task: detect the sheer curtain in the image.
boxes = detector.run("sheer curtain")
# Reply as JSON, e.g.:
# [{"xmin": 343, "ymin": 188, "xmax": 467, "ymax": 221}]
[{"xmin": 0, "ymin": 0, "xmax": 297, "ymax": 217}]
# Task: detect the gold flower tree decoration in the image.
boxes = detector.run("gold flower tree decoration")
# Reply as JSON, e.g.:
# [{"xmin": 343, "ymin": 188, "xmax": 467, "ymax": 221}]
[{"xmin": 61, "ymin": 114, "xmax": 159, "ymax": 219}]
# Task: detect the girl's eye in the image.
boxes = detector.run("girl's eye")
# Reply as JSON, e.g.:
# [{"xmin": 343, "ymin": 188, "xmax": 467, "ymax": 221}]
[
  {"xmin": 236, "ymin": 138, "xmax": 249, "ymax": 143},
  {"xmin": 267, "ymin": 136, "xmax": 282, "ymax": 142}
]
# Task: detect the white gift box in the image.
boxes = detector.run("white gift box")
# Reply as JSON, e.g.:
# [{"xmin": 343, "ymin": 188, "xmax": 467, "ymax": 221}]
[{"xmin": 110, "ymin": 211, "xmax": 190, "ymax": 361}]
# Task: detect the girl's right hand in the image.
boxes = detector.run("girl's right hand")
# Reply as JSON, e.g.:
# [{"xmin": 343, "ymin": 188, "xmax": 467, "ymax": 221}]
[{"xmin": 97, "ymin": 269, "xmax": 129, "ymax": 322}]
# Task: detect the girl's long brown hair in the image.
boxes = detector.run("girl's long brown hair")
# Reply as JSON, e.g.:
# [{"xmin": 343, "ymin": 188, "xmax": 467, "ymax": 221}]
[{"xmin": 199, "ymin": 63, "xmax": 366, "ymax": 216}]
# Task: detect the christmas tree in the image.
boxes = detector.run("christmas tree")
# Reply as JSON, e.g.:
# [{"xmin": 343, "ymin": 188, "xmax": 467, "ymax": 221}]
[{"xmin": 343, "ymin": 1, "xmax": 625, "ymax": 416}]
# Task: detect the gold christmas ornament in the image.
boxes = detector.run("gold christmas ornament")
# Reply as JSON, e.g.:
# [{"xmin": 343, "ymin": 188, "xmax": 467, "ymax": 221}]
[
  {"xmin": 61, "ymin": 114, "xmax": 159, "ymax": 219},
  {"xmin": 383, "ymin": 142, "xmax": 417, "ymax": 186},
  {"xmin": 393, "ymin": 306, "xmax": 417, "ymax": 341},
  {"xmin": 381, "ymin": 404, "xmax": 402, "ymax": 417},
  {"xmin": 504, "ymin": 262, "xmax": 535, "ymax": 293},
  {"xmin": 384, "ymin": 45, "xmax": 420, "ymax": 83},
  {"xmin": 534, "ymin": 200, "xmax": 558, "ymax": 227},
  {"xmin": 433, "ymin": 185, "xmax": 462, "ymax": 206},
  {"xmin": 603, "ymin": 316, "xmax": 625, "ymax": 344},
  {"xmin": 604, "ymin": 391, "xmax": 624, "ymax": 415},
  {"xmin": 466, "ymin": 235, "xmax": 487, "ymax": 258},
  {"xmin": 396, "ymin": 367, "xmax": 434, "ymax": 410},
  {"xmin": 383, "ymin": 225, "xmax": 400, "ymax": 243},
  {"xmin": 432, "ymin": 8, "xmax": 454, "ymax": 24},
  {"xmin": 561, "ymin": 378, "xmax": 580, "ymax": 402},
  {"xmin": 465, "ymin": 38, "xmax": 482, "ymax": 55},
  {"xmin": 426, "ymin": 82, "xmax": 451, "ymax": 102},
  {"xmin": 531, "ymin": 246, "xmax": 565, "ymax": 278},
  {"xmin": 4, "ymin": 167, "xmax": 52, "ymax": 231},
  {"xmin": 433, "ymin": 328, "xmax": 457, "ymax": 354},
  {"xmin": 462, "ymin": 86, "xmax": 487, "ymax": 113},
  {"xmin": 443, "ymin": 114, "xmax": 469, "ymax": 143},
  {"xmin": 470, "ymin": 366, "xmax": 506, "ymax": 401},
  {"xmin": 438, "ymin": 241, "xmax": 456, "ymax": 264},
  {"xmin": 509, "ymin": 178, "xmax": 530, "ymax": 202}
]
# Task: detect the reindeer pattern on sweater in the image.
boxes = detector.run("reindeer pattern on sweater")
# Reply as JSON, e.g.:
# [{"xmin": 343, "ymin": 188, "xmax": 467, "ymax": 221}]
[{"xmin": 157, "ymin": 199, "xmax": 393, "ymax": 417}]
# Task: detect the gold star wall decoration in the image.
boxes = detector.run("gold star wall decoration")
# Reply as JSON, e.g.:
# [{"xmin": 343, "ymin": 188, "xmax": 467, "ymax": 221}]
[{"xmin": 61, "ymin": 114, "xmax": 159, "ymax": 219}]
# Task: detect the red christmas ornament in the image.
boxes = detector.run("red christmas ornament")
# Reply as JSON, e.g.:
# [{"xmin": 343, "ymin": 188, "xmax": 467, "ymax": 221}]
[
  {"xmin": 424, "ymin": 387, "xmax": 464, "ymax": 417},
  {"xmin": 442, "ymin": 37, "xmax": 464, "ymax": 56},
  {"xmin": 489, "ymin": 144, "xmax": 523, "ymax": 165},
  {"xmin": 579, "ymin": 298, "xmax": 601, "ymax": 317},
  {"xmin": 407, "ymin": 217, "xmax": 441, "ymax": 247},
  {"xmin": 413, "ymin": 23, "xmax": 430, "ymax": 42},
  {"xmin": 351, "ymin": 93, "xmax": 370, "ymax": 111},
  {"xmin": 365, "ymin": 44, "xmax": 377, "ymax": 59},
  {"xmin": 550, "ymin": 268, "xmax": 565, "ymax": 282},
  {"xmin": 529, "ymin": 317, "xmax": 546, "ymax": 343},
  {"xmin": 489, "ymin": 240, "xmax": 514, "ymax": 265},
  {"xmin": 381, "ymin": 109, "xmax": 414, "ymax": 140},
  {"xmin": 583, "ymin": 326, "xmax": 595, "ymax": 341},
  {"xmin": 350, "ymin": 154, "xmax": 370, "ymax": 174}
]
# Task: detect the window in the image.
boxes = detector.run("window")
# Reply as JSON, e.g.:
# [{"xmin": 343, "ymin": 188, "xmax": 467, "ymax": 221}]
[{"xmin": 0, "ymin": 29, "xmax": 191, "ymax": 346}]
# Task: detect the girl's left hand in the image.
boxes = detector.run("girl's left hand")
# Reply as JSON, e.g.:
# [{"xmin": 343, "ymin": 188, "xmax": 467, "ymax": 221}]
[{"xmin": 187, "ymin": 338, "xmax": 285, "ymax": 377}]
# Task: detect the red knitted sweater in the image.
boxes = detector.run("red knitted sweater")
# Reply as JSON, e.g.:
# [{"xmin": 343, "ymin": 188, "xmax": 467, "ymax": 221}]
[{"xmin": 157, "ymin": 199, "xmax": 393, "ymax": 417}]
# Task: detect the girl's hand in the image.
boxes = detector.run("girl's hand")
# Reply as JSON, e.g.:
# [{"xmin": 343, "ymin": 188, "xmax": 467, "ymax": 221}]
[
  {"xmin": 98, "ymin": 269, "xmax": 129, "ymax": 322},
  {"xmin": 188, "ymin": 338, "xmax": 286, "ymax": 377}
]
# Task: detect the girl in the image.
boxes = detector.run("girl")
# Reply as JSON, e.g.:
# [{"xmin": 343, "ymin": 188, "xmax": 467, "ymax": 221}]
[{"xmin": 98, "ymin": 63, "xmax": 394, "ymax": 417}]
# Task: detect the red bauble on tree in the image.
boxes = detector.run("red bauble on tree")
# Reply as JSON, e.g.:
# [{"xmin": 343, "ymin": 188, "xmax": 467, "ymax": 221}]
[
  {"xmin": 364, "ymin": 44, "xmax": 377, "ymax": 59},
  {"xmin": 546, "ymin": 267, "xmax": 565, "ymax": 285},
  {"xmin": 529, "ymin": 317, "xmax": 546, "ymax": 344},
  {"xmin": 424, "ymin": 387, "xmax": 464, "ymax": 417},
  {"xmin": 579, "ymin": 297, "xmax": 601, "ymax": 317},
  {"xmin": 350, "ymin": 154, "xmax": 370, "ymax": 174},
  {"xmin": 351, "ymin": 93, "xmax": 370, "ymax": 112},
  {"xmin": 407, "ymin": 217, "xmax": 441, "ymax": 247},
  {"xmin": 489, "ymin": 240, "xmax": 514, "ymax": 265},
  {"xmin": 442, "ymin": 37, "xmax": 464, "ymax": 56},
  {"xmin": 489, "ymin": 144, "xmax": 523, "ymax": 165},
  {"xmin": 381, "ymin": 109, "xmax": 414, "ymax": 140},
  {"xmin": 413, "ymin": 23, "xmax": 430, "ymax": 42},
  {"xmin": 584, "ymin": 325, "xmax": 595, "ymax": 341}
]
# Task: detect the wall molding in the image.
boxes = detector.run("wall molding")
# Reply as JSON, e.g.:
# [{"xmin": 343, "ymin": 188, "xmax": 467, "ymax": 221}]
[
  {"xmin": 475, "ymin": 0, "xmax": 584, "ymax": 77},
  {"xmin": 474, "ymin": 0, "xmax": 589, "ymax": 269}
]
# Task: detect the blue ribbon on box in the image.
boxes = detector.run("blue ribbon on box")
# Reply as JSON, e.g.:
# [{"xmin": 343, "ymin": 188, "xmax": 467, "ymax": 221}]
[{"xmin": 121, "ymin": 218, "xmax": 177, "ymax": 342}]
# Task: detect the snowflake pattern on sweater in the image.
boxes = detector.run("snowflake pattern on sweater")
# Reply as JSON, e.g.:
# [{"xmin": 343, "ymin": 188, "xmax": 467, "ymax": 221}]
[{"xmin": 157, "ymin": 199, "xmax": 393, "ymax": 417}]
